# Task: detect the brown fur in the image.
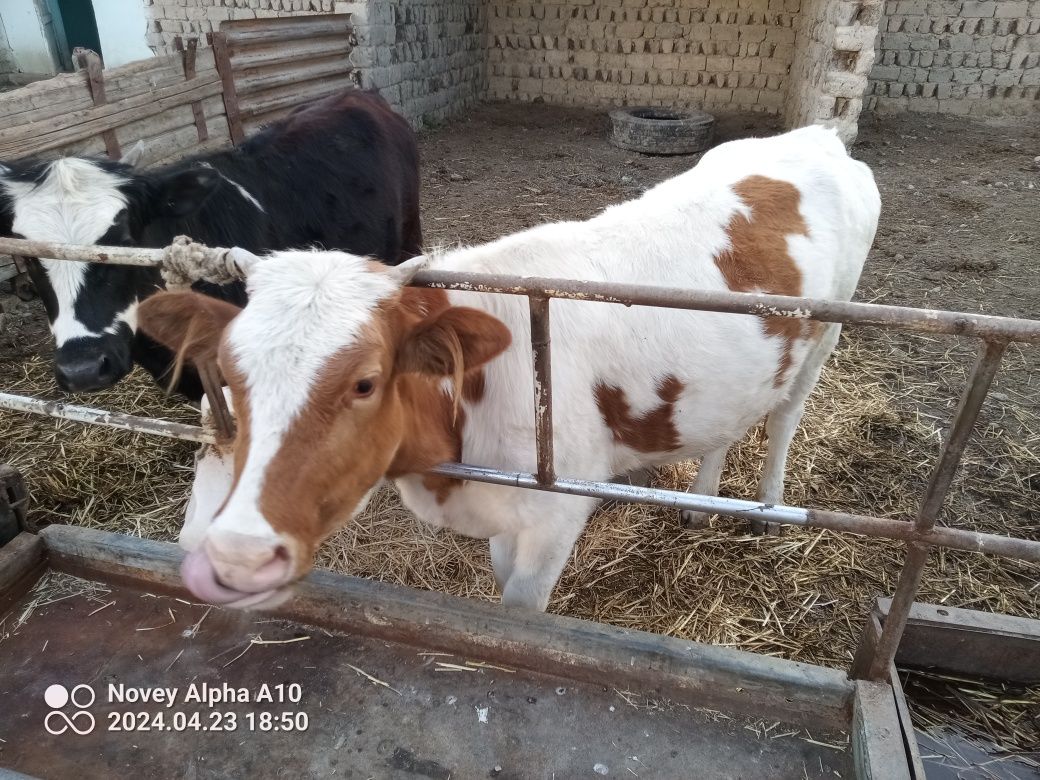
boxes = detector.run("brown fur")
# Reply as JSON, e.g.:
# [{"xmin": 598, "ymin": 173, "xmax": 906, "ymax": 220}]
[
  {"xmin": 715, "ymin": 175, "xmax": 812, "ymax": 387},
  {"xmin": 594, "ymin": 375, "xmax": 686, "ymax": 453},
  {"xmin": 137, "ymin": 279, "xmax": 512, "ymax": 564}
]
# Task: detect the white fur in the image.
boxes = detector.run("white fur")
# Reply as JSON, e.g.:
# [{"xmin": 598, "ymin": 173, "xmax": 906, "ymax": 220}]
[
  {"xmin": 1, "ymin": 159, "xmax": 130, "ymax": 346},
  {"xmin": 182, "ymin": 388, "xmax": 236, "ymax": 551},
  {"xmin": 212, "ymin": 126, "xmax": 881, "ymax": 609},
  {"xmin": 212, "ymin": 252, "xmax": 399, "ymax": 540},
  {"xmin": 198, "ymin": 163, "xmax": 265, "ymax": 212}
]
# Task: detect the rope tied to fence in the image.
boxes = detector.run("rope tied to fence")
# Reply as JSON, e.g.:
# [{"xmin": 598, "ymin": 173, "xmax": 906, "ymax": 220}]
[{"xmin": 160, "ymin": 235, "xmax": 258, "ymax": 289}]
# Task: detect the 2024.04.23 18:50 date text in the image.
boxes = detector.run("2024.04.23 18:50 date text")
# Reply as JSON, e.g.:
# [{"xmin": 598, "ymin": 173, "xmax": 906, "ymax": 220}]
[{"xmin": 108, "ymin": 711, "xmax": 309, "ymax": 732}]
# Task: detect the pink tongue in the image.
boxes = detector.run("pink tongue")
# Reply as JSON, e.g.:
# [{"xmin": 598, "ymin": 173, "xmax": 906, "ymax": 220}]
[{"xmin": 181, "ymin": 549, "xmax": 277, "ymax": 608}]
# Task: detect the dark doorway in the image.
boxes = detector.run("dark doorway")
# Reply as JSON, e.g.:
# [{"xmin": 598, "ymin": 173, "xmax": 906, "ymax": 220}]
[{"xmin": 42, "ymin": 0, "xmax": 104, "ymax": 71}]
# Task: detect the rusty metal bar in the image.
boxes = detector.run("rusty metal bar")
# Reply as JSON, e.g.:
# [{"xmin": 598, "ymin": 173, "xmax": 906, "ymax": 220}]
[
  {"xmin": 864, "ymin": 339, "xmax": 1008, "ymax": 681},
  {"xmin": 409, "ymin": 271, "xmax": 1040, "ymax": 344},
  {"xmin": 915, "ymin": 339, "xmax": 1008, "ymax": 533},
  {"xmin": 529, "ymin": 296, "xmax": 556, "ymax": 485},
  {"xmin": 3, "ymin": 385, "xmax": 1039, "ymax": 562},
  {"xmin": 2, "ymin": 236, "xmax": 1039, "ymax": 344},
  {"xmin": 427, "ymin": 464, "xmax": 1040, "ymax": 564},
  {"xmin": 0, "ymin": 392, "xmax": 215, "ymax": 445}
]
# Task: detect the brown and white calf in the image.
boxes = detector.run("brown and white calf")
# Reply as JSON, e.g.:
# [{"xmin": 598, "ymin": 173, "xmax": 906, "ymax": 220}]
[{"xmin": 140, "ymin": 125, "xmax": 881, "ymax": 611}]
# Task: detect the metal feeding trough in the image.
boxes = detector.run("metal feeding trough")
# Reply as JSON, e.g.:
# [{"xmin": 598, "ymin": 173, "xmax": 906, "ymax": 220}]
[
  {"xmin": 609, "ymin": 107, "xmax": 716, "ymax": 155},
  {"xmin": 0, "ymin": 526, "xmax": 914, "ymax": 779}
]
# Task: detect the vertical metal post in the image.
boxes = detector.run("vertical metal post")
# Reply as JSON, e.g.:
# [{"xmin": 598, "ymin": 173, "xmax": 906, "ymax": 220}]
[
  {"xmin": 529, "ymin": 296, "xmax": 556, "ymax": 485},
  {"xmin": 864, "ymin": 339, "xmax": 1007, "ymax": 680}
]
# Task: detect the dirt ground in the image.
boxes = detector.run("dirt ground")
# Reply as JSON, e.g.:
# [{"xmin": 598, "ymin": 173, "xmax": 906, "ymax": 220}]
[{"xmin": 1, "ymin": 103, "xmax": 1038, "ymax": 756}]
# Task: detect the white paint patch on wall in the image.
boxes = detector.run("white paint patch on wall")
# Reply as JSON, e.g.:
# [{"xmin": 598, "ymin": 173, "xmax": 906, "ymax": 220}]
[
  {"xmin": 92, "ymin": 0, "xmax": 152, "ymax": 67},
  {"xmin": 0, "ymin": 3, "xmax": 58, "ymax": 76}
]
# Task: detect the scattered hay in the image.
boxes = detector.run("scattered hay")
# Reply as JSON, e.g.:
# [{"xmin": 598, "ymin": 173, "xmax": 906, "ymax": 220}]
[
  {"xmin": 903, "ymin": 670, "xmax": 1040, "ymax": 757},
  {"xmin": 0, "ymin": 571, "xmax": 111, "ymax": 642}
]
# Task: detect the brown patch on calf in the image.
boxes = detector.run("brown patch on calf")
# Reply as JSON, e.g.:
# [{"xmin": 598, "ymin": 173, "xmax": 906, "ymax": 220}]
[
  {"xmin": 595, "ymin": 375, "xmax": 686, "ymax": 453},
  {"xmin": 715, "ymin": 175, "xmax": 813, "ymax": 387}
]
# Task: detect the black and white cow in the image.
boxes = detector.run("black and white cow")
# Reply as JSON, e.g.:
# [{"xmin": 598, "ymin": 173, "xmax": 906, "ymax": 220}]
[{"xmin": 0, "ymin": 88, "xmax": 422, "ymax": 398}]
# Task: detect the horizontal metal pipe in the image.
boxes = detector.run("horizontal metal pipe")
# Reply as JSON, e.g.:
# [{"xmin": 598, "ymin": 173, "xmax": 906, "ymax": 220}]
[
  {"xmin": 3, "ymin": 391, "xmax": 1038, "ymax": 563},
  {"xmin": 411, "ymin": 271, "xmax": 1040, "ymax": 344},
  {"xmin": 428, "ymin": 464, "xmax": 1040, "ymax": 564},
  {"xmin": 0, "ymin": 392, "xmax": 214, "ymax": 444},
  {"xmin": 2, "ymin": 235, "xmax": 1038, "ymax": 344}
]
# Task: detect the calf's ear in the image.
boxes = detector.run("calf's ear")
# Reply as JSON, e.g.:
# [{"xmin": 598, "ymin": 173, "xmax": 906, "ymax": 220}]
[
  {"xmin": 139, "ymin": 291, "xmax": 240, "ymax": 366},
  {"xmin": 396, "ymin": 306, "xmax": 511, "ymax": 378},
  {"xmin": 153, "ymin": 167, "xmax": 221, "ymax": 218}
]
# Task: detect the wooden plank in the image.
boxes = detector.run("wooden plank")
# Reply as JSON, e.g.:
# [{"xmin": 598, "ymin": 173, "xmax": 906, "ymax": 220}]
[
  {"xmin": 232, "ymin": 56, "xmax": 354, "ymax": 97},
  {"xmin": 41, "ymin": 525, "xmax": 857, "ymax": 730},
  {"xmin": 210, "ymin": 32, "xmax": 244, "ymax": 145},
  {"xmin": 220, "ymin": 14, "xmax": 352, "ymax": 45},
  {"xmin": 0, "ymin": 76, "xmax": 222, "ymax": 159},
  {"xmin": 236, "ymin": 72, "xmax": 356, "ymax": 120},
  {"xmin": 224, "ymin": 35, "xmax": 352, "ymax": 72},
  {"xmin": 877, "ymin": 597, "xmax": 1040, "ymax": 684},
  {"xmin": 75, "ymin": 48, "xmax": 121, "ymax": 160},
  {"xmin": 176, "ymin": 37, "xmax": 209, "ymax": 144},
  {"xmin": 0, "ymin": 533, "xmax": 46, "ymax": 619},
  {"xmin": 852, "ymin": 680, "xmax": 913, "ymax": 780}
]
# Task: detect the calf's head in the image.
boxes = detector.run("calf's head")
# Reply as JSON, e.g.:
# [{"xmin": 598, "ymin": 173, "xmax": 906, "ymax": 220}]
[
  {"xmin": 0, "ymin": 151, "xmax": 222, "ymax": 391},
  {"xmin": 139, "ymin": 251, "xmax": 510, "ymax": 609}
]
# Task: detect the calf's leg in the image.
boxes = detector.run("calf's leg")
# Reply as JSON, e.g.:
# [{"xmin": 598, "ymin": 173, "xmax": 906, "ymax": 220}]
[
  {"xmin": 497, "ymin": 498, "xmax": 594, "ymax": 610},
  {"xmin": 489, "ymin": 533, "xmax": 517, "ymax": 592},
  {"xmin": 753, "ymin": 324, "xmax": 842, "ymax": 535},
  {"xmin": 680, "ymin": 446, "xmax": 730, "ymax": 530}
]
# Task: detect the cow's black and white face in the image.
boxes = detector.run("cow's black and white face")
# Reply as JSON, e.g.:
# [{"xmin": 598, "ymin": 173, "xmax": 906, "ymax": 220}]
[{"xmin": 0, "ymin": 156, "xmax": 221, "ymax": 392}]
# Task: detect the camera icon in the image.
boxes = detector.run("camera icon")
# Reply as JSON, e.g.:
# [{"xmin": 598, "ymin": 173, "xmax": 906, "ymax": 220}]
[{"xmin": 44, "ymin": 684, "xmax": 96, "ymax": 736}]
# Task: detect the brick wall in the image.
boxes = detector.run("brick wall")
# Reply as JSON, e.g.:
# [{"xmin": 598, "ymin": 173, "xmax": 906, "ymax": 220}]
[
  {"xmin": 485, "ymin": 0, "xmax": 801, "ymax": 114},
  {"xmin": 144, "ymin": 0, "xmax": 330, "ymax": 51},
  {"xmin": 146, "ymin": 0, "xmax": 484, "ymax": 128},
  {"xmin": 337, "ymin": 0, "xmax": 486, "ymax": 126},
  {"xmin": 786, "ymin": 0, "xmax": 880, "ymax": 140},
  {"xmin": 867, "ymin": 0, "xmax": 1040, "ymax": 116}
]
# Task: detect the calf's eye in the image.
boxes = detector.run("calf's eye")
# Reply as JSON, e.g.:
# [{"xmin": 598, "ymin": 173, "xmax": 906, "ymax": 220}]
[{"xmin": 354, "ymin": 379, "xmax": 375, "ymax": 398}]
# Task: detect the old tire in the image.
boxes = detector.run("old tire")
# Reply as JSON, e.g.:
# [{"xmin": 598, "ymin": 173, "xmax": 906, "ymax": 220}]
[{"xmin": 609, "ymin": 107, "xmax": 715, "ymax": 155}]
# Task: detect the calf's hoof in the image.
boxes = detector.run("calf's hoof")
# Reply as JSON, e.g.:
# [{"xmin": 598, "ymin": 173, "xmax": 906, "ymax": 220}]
[
  {"xmin": 750, "ymin": 519, "xmax": 782, "ymax": 536},
  {"xmin": 680, "ymin": 509, "xmax": 712, "ymax": 530}
]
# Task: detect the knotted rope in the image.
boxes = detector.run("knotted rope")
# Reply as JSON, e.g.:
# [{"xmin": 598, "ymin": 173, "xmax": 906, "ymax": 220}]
[{"xmin": 160, "ymin": 235, "xmax": 258, "ymax": 289}]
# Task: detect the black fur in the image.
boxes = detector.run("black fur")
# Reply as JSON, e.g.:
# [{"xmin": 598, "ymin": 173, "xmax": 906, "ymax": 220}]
[{"xmin": 0, "ymin": 89, "xmax": 422, "ymax": 399}]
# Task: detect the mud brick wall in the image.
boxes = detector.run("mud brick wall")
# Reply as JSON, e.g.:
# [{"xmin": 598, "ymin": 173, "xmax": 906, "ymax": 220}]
[
  {"xmin": 786, "ymin": 0, "xmax": 881, "ymax": 141},
  {"xmin": 485, "ymin": 0, "xmax": 802, "ymax": 114},
  {"xmin": 144, "ymin": 0, "xmax": 331, "ymax": 51},
  {"xmin": 337, "ymin": 0, "xmax": 487, "ymax": 126},
  {"xmin": 146, "ymin": 1, "xmax": 485, "ymax": 128},
  {"xmin": 866, "ymin": 0, "xmax": 1040, "ymax": 116}
]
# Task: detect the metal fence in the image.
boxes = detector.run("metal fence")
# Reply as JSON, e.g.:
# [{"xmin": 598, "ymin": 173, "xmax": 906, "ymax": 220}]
[{"xmin": 2, "ymin": 234, "xmax": 1039, "ymax": 683}]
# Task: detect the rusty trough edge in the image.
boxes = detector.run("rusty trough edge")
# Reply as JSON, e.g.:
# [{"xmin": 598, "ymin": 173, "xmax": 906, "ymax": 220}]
[
  {"xmin": 1, "ymin": 236, "xmax": 1038, "ymax": 343},
  {"xmin": 37, "ymin": 525, "xmax": 857, "ymax": 731}
]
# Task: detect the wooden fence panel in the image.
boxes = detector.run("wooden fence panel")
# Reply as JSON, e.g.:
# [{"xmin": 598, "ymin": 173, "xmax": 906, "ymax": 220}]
[
  {"xmin": 212, "ymin": 13, "xmax": 356, "ymax": 141},
  {"xmin": 0, "ymin": 41, "xmax": 232, "ymax": 165}
]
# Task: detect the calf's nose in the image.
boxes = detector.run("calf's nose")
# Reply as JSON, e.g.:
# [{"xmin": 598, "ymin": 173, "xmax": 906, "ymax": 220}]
[
  {"xmin": 204, "ymin": 529, "xmax": 293, "ymax": 593},
  {"xmin": 55, "ymin": 352, "xmax": 118, "ymax": 392}
]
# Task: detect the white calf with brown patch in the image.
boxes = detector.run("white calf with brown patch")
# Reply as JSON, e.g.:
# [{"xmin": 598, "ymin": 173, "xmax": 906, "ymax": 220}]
[{"xmin": 142, "ymin": 126, "xmax": 880, "ymax": 612}]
